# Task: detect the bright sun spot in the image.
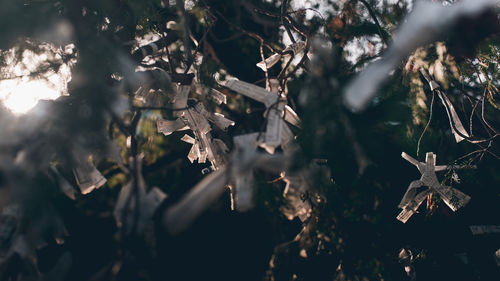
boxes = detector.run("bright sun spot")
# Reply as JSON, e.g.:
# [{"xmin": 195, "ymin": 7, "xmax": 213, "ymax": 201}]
[
  {"xmin": 0, "ymin": 43, "xmax": 74, "ymax": 115},
  {"xmin": 0, "ymin": 79, "xmax": 62, "ymax": 114}
]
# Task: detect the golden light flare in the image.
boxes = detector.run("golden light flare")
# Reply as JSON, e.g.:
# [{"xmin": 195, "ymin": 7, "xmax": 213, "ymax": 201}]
[
  {"xmin": 0, "ymin": 45, "xmax": 73, "ymax": 114},
  {"xmin": 0, "ymin": 78, "xmax": 62, "ymax": 114}
]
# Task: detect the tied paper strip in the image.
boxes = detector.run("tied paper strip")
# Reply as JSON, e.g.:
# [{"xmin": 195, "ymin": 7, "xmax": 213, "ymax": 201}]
[
  {"xmin": 194, "ymin": 84, "xmax": 227, "ymax": 105},
  {"xmin": 134, "ymin": 68, "xmax": 174, "ymax": 107},
  {"xmin": 211, "ymin": 138, "xmax": 229, "ymax": 168},
  {"xmin": 164, "ymin": 167, "xmax": 229, "ymax": 235},
  {"xmin": 148, "ymin": 67, "xmax": 174, "ymax": 94},
  {"xmin": 209, "ymin": 88, "xmax": 227, "ymax": 105},
  {"xmin": 420, "ymin": 68, "xmax": 469, "ymax": 142},
  {"xmin": 157, "ymin": 118, "xmax": 189, "ymax": 136},
  {"xmin": 225, "ymin": 79, "xmax": 279, "ymax": 107},
  {"xmin": 182, "ymin": 108, "xmax": 212, "ymax": 165},
  {"xmin": 261, "ymin": 100, "xmax": 286, "ymax": 154},
  {"xmin": 281, "ymin": 122, "xmax": 299, "ymax": 156},
  {"xmin": 256, "ymin": 41, "xmax": 306, "ymax": 71},
  {"xmin": 284, "ymin": 105, "xmax": 301, "ymax": 128},
  {"xmin": 469, "ymin": 225, "xmax": 500, "ymax": 235},
  {"xmin": 193, "ymin": 102, "xmax": 235, "ymax": 131},
  {"xmin": 173, "ymin": 85, "xmax": 191, "ymax": 117},
  {"xmin": 180, "ymin": 134, "xmax": 200, "ymax": 163},
  {"xmin": 114, "ymin": 155, "xmax": 167, "ymax": 235},
  {"xmin": 437, "ymin": 89, "xmax": 470, "ymax": 142},
  {"xmin": 397, "ymin": 152, "xmax": 471, "ymax": 223},
  {"xmin": 180, "ymin": 133, "xmax": 229, "ymax": 167},
  {"xmin": 104, "ymin": 141, "xmax": 129, "ymax": 174},
  {"xmin": 72, "ymin": 156, "xmax": 107, "ymax": 195},
  {"xmin": 49, "ymin": 164, "xmax": 77, "ymax": 200},
  {"xmin": 224, "ymin": 79, "xmax": 300, "ymax": 154},
  {"xmin": 231, "ymin": 133, "xmax": 260, "ymax": 212}
]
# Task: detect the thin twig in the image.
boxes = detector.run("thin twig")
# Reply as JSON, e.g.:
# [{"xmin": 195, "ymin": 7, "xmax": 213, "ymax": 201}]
[
  {"xmin": 132, "ymin": 105, "xmax": 190, "ymax": 111},
  {"xmin": 260, "ymin": 43, "xmax": 271, "ymax": 90},
  {"xmin": 469, "ymin": 99, "xmax": 479, "ymax": 136},
  {"xmin": 214, "ymin": 10, "xmax": 278, "ymax": 53},
  {"xmin": 420, "ymin": 69, "xmax": 498, "ymax": 143},
  {"xmin": 281, "ymin": 0, "xmax": 296, "ymax": 43},
  {"xmin": 417, "ymin": 91, "xmax": 435, "ymax": 158}
]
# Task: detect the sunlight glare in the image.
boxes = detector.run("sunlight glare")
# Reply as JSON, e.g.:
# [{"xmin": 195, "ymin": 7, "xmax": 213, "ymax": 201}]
[
  {"xmin": 0, "ymin": 79, "xmax": 61, "ymax": 114},
  {"xmin": 0, "ymin": 44, "xmax": 73, "ymax": 115}
]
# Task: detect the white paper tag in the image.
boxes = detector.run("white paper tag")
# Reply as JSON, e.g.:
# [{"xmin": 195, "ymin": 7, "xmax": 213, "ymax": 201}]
[
  {"xmin": 173, "ymin": 85, "xmax": 191, "ymax": 117},
  {"xmin": 157, "ymin": 118, "xmax": 189, "ymax": 135},
  {"xmin": 225, "ymin": 80, "xmax": 278, "ymax": 107},
  {"xmin": 73, "ymin": 158, "xmax": 107, "ymax": 195},
  {"xmin": 209, "ymin": 88, "xmax": 227, "ymax": 104},
  {"xmin": 469, "ymin": 225, "xmax": 500, "ymax": 235},
  {"xmin": 260, "ymin": 101, "xmax": 286, "ymax": 154},
  {"xmin": 234, "ymin": 171, "xmax": 255, "ymax": 212},
  {"xmin": 284, "ymin": 105, "xmax": 301, "ymax": 127},
  {"xmin": 398, "ymin": 152, "xmax": 471, "ymax": 221},
  {"xmin": 437, "ymin": 91, "xmax": 470, "ymax": 143}
]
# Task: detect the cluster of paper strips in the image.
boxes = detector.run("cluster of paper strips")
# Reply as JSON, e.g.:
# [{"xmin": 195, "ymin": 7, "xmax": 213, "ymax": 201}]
[
  {"xmin": 222, "ymin": 79, "xmax": 328, "ymax": 223},
  {"xmin": 156, "ymin": 84, "xmax": 234, "ymax": 172},
  {"xmin": 397, "ymin": 152, "xmax": 471, "ymax": 223},
  {"xmin": 160, "ymin": 77, "xmax": 306, "ymax": 233},
  {"xmin": 223, "ymin": 79, "xmax": 314, "ymax": 217},
  {"xmin": 161, "ymin": 79, "xmax": 302, "ymax": 230},
  {"xmin": 164, "ymin": 143, "xmax": 286, "ymax": 234}
]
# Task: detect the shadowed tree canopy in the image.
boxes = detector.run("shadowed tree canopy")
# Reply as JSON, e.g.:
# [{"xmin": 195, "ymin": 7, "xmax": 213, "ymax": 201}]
[{"xmin": 0, "ymin": 1, "xmax": 499, "ymax": 281}]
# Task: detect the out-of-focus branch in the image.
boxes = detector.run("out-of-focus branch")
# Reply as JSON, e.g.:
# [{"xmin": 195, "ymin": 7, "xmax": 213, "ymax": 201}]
[
  {"xmin": 176, "ymin": 0, "xmax": 194, "ymax": 70},
  {"xmin": 214, "ymin": 10, "xmax": 278, "ymax": 54},
  {"xmin": 359, "ymin": 0, "xmax": 389, "ymax": 46},
  {"xmin": 281, "ymin": 0, "xmax": 296, "ymax": 43},
  {"xmin": 131, "ymin": 33, "xmax": 179, "ymax": 62},
  {"xmin": 136, "ymin": 69, "xmax": 195, "ymax": 85}
]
